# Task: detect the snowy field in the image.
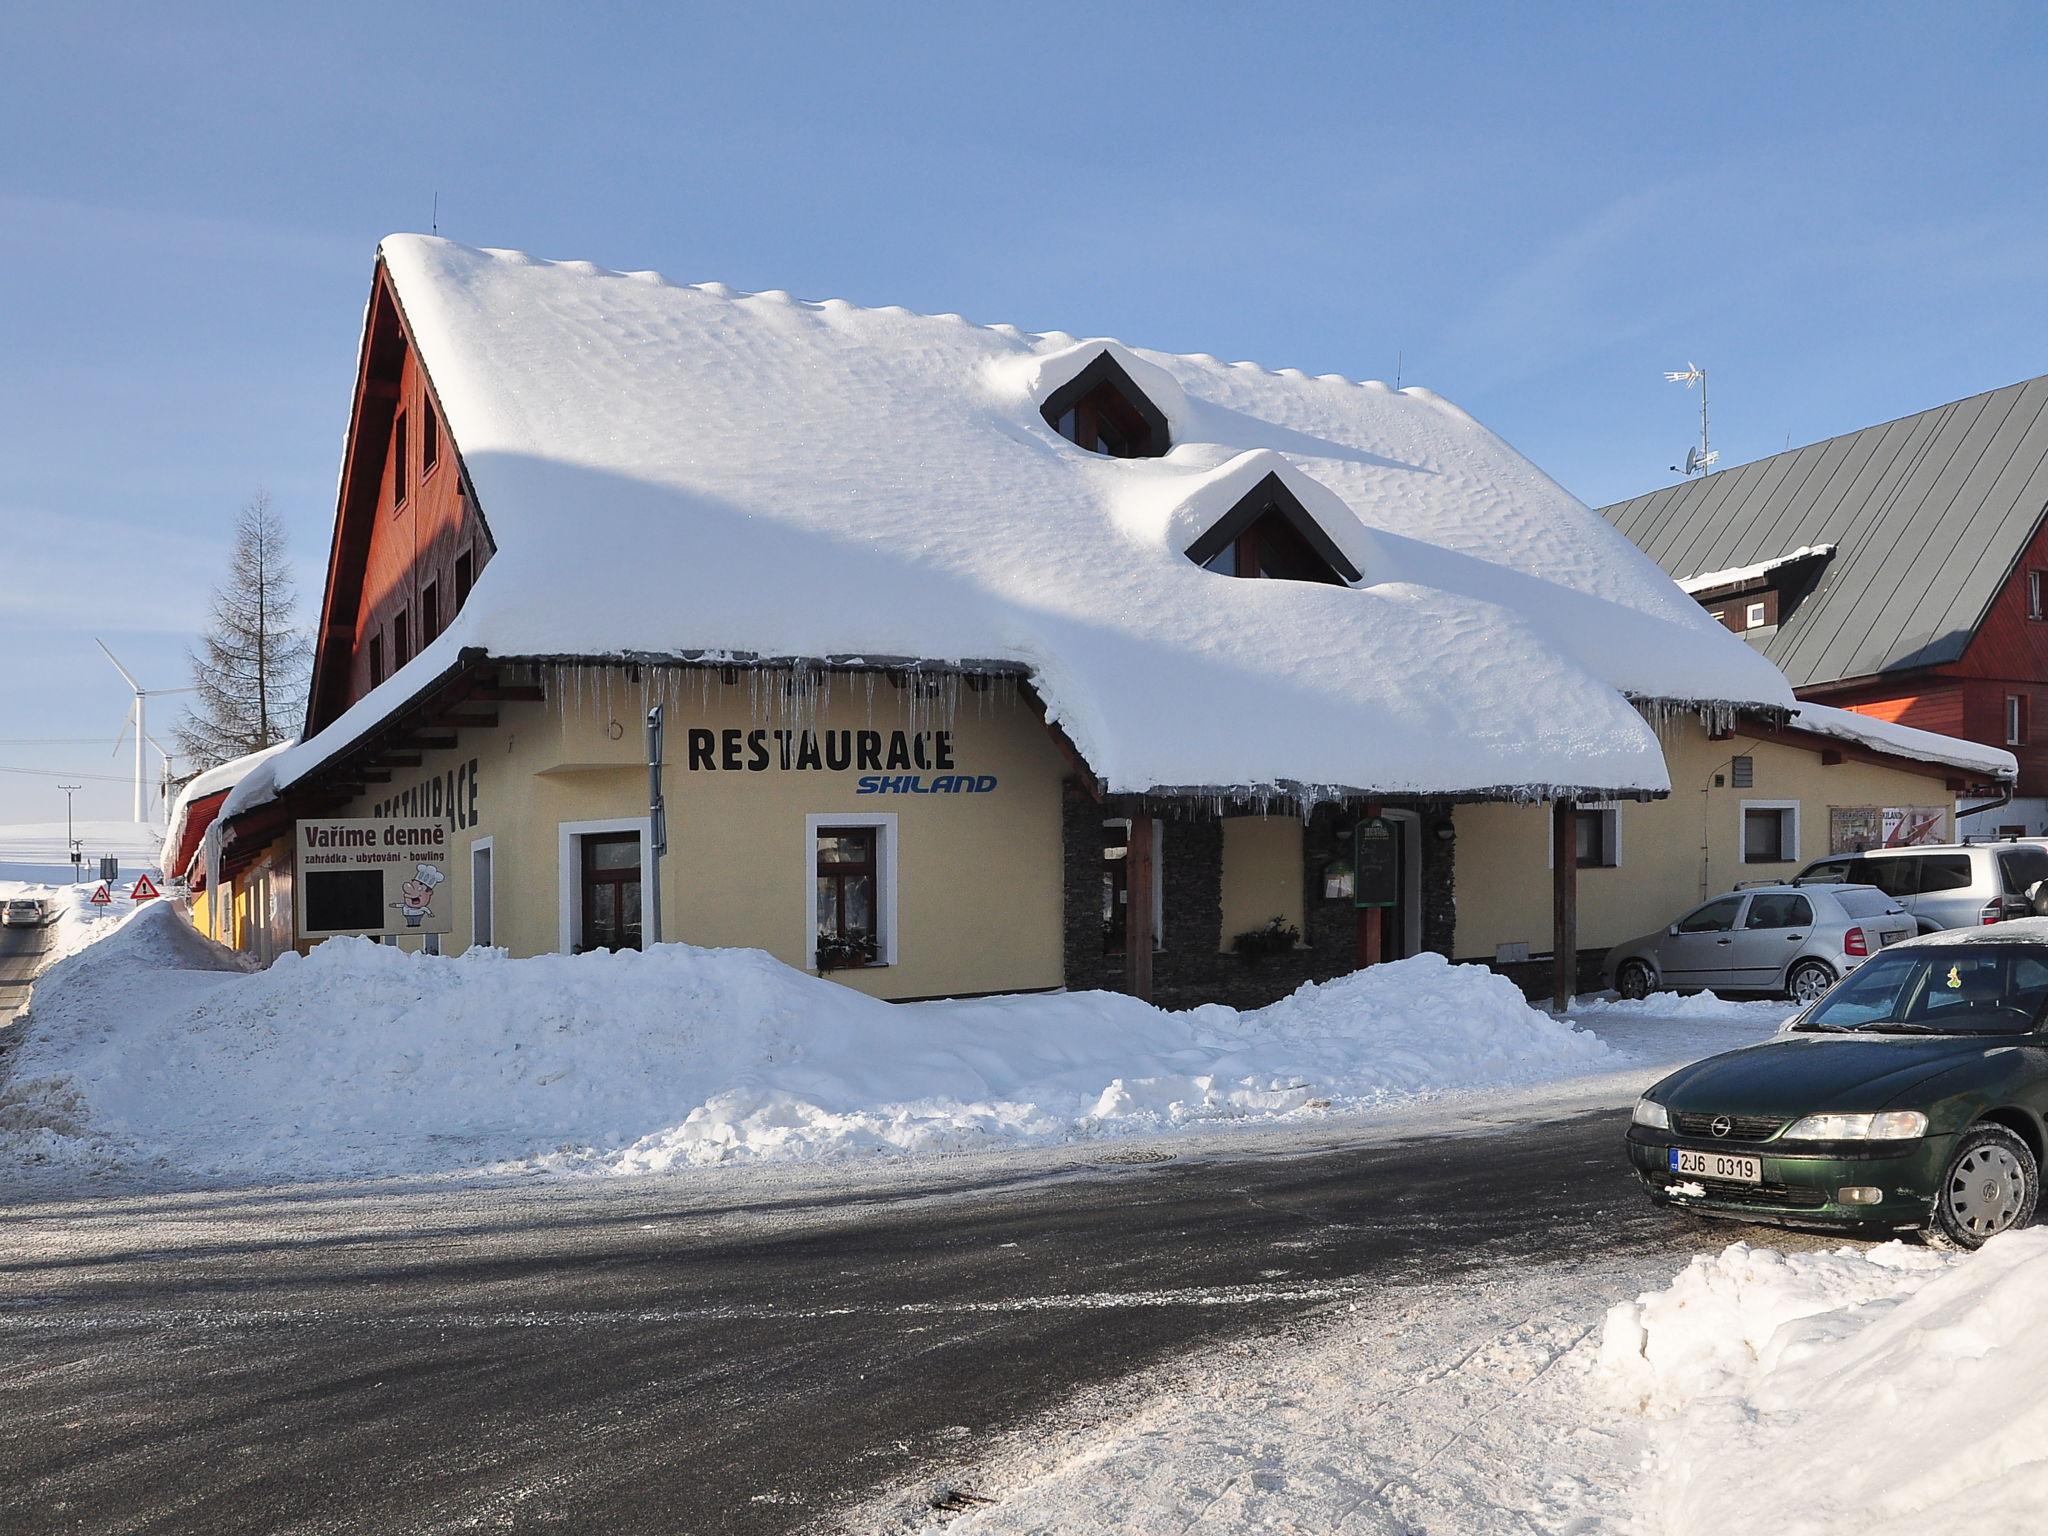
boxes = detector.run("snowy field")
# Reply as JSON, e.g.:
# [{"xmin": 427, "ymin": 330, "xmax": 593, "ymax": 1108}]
[
  {"xmin": 0, "ymin": 901, "xmax": 1788, "ymax": 1187},
  {"xmin": 0, "ymin": 818, "xmax": 160, "ymax": 887}
]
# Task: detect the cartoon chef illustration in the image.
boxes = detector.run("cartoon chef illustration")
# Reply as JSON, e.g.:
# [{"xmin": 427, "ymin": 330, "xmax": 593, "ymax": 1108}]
[{"xmin": 392, "ymin": 862, "xmax": 446, "ymax": 927}]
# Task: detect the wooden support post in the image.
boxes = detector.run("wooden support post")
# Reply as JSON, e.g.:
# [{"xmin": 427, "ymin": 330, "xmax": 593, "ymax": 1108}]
[
  {"xmin": 1552, "ymin": 798, "xmax": 1578, "ymax": 1013},
  {"xmin": 1125, "ymin": 811, "xmax": 1156, "ymax": 1001},
  {"xmin": 1355, "ymin": 800, "xmax": 1383, "ymax": 968}
]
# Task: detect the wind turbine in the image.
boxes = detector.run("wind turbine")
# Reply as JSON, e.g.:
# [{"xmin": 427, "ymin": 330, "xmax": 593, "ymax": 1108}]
[{"xmin": 97, "ymin": 640, "xmax": 195, "ymax": 824}]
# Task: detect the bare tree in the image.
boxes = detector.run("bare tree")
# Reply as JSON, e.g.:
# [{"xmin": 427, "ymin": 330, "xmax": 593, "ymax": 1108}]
[{"xmin": 175, "ymin": 493, "xmax": 313, "ymax": 768}]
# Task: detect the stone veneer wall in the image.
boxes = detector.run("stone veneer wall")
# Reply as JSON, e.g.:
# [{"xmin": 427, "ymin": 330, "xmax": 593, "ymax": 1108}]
[{"xmin": 1061, "ymin": 791, "xmax": 1457, "ymax": 1010}]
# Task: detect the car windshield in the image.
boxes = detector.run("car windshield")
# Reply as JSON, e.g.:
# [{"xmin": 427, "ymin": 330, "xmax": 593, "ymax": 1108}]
[{"xmin": 1800, "ymin": 947, "xmax": 2048, "ymax": 1035}]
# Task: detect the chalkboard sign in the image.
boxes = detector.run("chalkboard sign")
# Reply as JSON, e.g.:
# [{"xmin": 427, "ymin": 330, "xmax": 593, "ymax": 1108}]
[{"xmin": 1353, "ymin": 817, "xmax": 1399, "ymax": 910}]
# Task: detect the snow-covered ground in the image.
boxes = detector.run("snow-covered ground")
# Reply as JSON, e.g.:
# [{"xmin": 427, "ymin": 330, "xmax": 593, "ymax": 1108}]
[
  {"xmin": 0, "ymin": 818, "xmax": 160, "ymax": 887},
  {"xmin": 0, "ymin": 902, "xmax": 1788, "ymax": 1187}
]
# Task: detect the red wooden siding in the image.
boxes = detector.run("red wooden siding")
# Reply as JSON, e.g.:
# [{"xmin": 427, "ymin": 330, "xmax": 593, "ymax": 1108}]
[{"xmin": 1957, "ymin": 508, "xmax": 2048, "ymax": 682}]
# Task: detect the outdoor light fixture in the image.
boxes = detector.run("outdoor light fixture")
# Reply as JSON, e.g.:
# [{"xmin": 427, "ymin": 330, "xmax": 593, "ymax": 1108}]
[{"xmin": 1431, "ymin": 820, "xmax": 1456, "ymax": 843}]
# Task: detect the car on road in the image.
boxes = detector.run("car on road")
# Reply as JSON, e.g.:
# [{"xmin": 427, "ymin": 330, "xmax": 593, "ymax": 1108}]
[
  {"xmin": 1627, "ymin": 922, "xmax": 2048, "ymax": 1248},
  {"xmin": 1604, "ymin": 883, "xmax": 1915, "ymax": 1005},
  {"xmin": 1, "ymin": 897, "xmax": 48, "ymax": 928},
  {"xmin": 1797, "ymin": 841, "xmax": 2048, "ymax": 933}
]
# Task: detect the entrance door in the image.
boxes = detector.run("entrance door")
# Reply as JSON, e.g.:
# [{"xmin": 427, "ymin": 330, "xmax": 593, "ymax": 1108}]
[{"xmin": 579, "ymin": 833, "xmax": 642, "ymax": 953}]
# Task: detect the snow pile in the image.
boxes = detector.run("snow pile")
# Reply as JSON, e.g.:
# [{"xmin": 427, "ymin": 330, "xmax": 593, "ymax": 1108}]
[
  {"xmin": 1567, "ymin": 989, "xmax": 1789, "ymax": 1023},
  {"xmin": 1599, "ymin": 1236, "xmax": 2048, "ymax": 1535},
  {"xmin": 2, "ymin": 906, "xmax": 1609, "ymax": 1182},
  {"xmin": 1676, "ymin": 543, "xmax": 1835, "ymax": 594},
  {"xmin": 1793, "ymin": 699, "xmax": 2016, "ymax": 781}
]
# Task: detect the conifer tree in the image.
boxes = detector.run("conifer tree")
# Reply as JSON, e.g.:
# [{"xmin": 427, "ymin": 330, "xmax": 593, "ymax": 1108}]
[{"xmin": 176, "ymin": 493, "xmax": 312, "ymax": 768}]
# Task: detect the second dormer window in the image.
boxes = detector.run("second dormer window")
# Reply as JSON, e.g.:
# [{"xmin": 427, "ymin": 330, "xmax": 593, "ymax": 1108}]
[
  {"xmin": 1185, "ymin": 471, "xmax": 1361, "ymax": 586},
  {"xmin": 1040, "ymin": 353, "xmax": 1169, "ymax": 459}
]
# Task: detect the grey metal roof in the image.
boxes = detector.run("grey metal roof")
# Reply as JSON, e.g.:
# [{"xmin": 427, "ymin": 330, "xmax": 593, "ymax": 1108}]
[{"xmin": 1601, "ymin": 374, "xmax": 2048, "ymax": 688}]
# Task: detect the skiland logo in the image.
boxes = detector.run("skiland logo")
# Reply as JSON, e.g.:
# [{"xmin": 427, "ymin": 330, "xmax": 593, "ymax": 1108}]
[{"xmin": 856, "ymin": 774, "xmax": 999, "ymax": 795}]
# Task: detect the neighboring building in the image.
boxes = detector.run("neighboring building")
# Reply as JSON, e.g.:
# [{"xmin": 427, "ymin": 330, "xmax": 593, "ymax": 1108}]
[
  {"xmin": 205, "ymin": 237, "xmax": 2009, "ymax": 1002},
  {"xmin": 160, "ymin": 742, "xmax": 292, "ymax": 946},
  {"xmin": 1603, "ymin": 374, "xmax": 2048, "ymax": 834}
]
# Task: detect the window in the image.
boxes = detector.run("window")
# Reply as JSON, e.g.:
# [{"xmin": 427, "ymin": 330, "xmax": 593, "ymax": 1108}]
[
  {"xmin": 454, "ymin": 549, "xmax": 474, "ymax": 613},
  {"xmin": 1917, "ymin": 855, "xmax": 1973, "ymax": 893},
  {"xmin": 579, "ymin": 833, "xmax": 642, "ymax": 952},
  {"xmin": 2000, "ymin": 846, "xmax": 2048, "ymax": 898},
  {"xmin": 1745, "ymin": 893, "xmax": 1813, "ymax": 930},
  {"xmin": 2030, "ymin": 570, "xmax": 2044, "ymax": 621},
  {"xmin": 422, "ymin": 396, "xmax": 440, "ymax": 476},
  {"xmin": 1742, "ymin": 802, "xmax": 1798, "ymax": 864},
  {"xmin": 1039, "ymin": 353, "xmax": 1169, "ymax": 459},
  {"xmin": 422, "ymin": 581, "xmax": 440, "ymax": 646},
  {"xmin": 2007, "ymin": 694, "xmax": 2028, "ymax": 747},
  {"xmin": 1101, "ymin": 817, "xmax": 1163, "ymax": 954},
  {"xmin": 1574, "ymin": 805, "xmax": 1619, "ymax": 868},
  {"xmin": 471, "ymin": 838, "xmax": 494, "ymax": 949},
  {"xmin": 1184, "ymin": 471, "xmax": 1361, "ymax": 586},
  {"xmin": 1745, "ymin": 601, "xmax": 1767, "ymax": 628},
  {"xmin": 1730, "ymin": 755, "xmax": 1755, "ymax": 789},
  {"xmin": 368, "ymin": 632, "xmax": 385, "ymax": 687},
  {"xmin": 1677, "ymin": 895, "xmax": 1745, "ymax": 934},
  {"xmin": 392, "ymin": 410, "xmax": 409, "ymax": 509},
  {"xmin": 815, "ymin": 826, "xmax": 880, "ymax": 968},
  {"xmin": 393, "ymin": 608, "xmax": 410, "ymax": 669}
]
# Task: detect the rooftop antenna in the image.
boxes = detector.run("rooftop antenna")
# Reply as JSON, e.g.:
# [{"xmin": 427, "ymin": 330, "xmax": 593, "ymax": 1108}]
[
  {"xmin": 1665, "ymin": 363, "xmax": 1717, "ymax": 475},
  {"xmin": 96, "ymin": 640, "xmax": 195, "ymax": 824},
  {"xmin": 432, "ymin": 190, "xmax": 439, "ymax": 235},
  {"xmin": 1395, "ymin": 350, "xmax": 1403, "ymax": 390}
]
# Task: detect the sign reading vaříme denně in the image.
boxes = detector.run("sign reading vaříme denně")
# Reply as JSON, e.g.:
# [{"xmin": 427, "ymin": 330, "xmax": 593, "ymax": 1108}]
[{"xmin": 296, "ymin": 818, "xmax": 452, "ymax": 939}]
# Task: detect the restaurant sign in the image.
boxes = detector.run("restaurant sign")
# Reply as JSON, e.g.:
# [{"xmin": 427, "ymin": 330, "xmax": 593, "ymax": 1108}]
[{"xmin": 295, "ymin": 818, "xmax": 453, "ymax": 939}]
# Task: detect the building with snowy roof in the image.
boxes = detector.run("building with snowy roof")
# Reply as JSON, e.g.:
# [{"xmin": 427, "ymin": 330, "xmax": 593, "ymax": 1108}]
[{"xmin": 209, "ymin": 237, "xmax": 2011, "ymax": 1004}]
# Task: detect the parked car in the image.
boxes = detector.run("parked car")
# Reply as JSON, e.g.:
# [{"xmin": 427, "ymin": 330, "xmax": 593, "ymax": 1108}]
[
  {"xmin": 1626, "ymin": 922, "xmax": 2048, "ymax": 1248},
  {"xmin": 1796, "ymin": 841, "xmax": 2048, "ymax": 933},
  {"xmin": 1, "ymin": 897, "xmax": 47, "ymax": 928},
  {"xmin": 1605, "ymin": 883, "xmax": 1915, "ymax": 1005}
]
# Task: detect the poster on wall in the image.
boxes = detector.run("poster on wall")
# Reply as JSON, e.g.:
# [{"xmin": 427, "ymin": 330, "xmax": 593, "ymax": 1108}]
[
  {"xmin": 1830, "ymin": 807, "xmax": 1881, "ymax": 853},
  {"xmin": 1882, "ymin": 806, "xmax": 1947, "ymax": 847},
  {"xmin": 1352, "ymin": 817, "xmax": 1399, "ymax": 909},
  {"xmin": 295, "ymin": 819, "xmax": 453, "ymax": 940}
]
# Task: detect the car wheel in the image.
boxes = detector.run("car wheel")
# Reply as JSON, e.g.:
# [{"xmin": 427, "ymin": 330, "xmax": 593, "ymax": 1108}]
[
  {"xmin": 1927, "ymin": 1124, "xmax": 2040, "ymax": 1251},
  {"xmin": 1615, "ymin": 960, "xmax": 1655, "ymax": 1000},
  {"xmin": 1786, "ymin": 959, "xmax": 1836, "ymax": 1004}
]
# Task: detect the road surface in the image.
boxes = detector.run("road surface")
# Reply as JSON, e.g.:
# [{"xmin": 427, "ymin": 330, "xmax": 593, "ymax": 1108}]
[
  {"xmin": 0, "ymin": 1108, "xmax": 1806, "ymax": 1536},
  {"xmin": 0, "ymin": 913, "xmax": 52, "ymax": 1027}
]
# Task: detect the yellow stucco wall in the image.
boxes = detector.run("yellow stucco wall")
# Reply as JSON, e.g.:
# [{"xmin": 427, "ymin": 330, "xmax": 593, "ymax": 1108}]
[
  {"xmin": 1218, "ymin": 817, "xmax": 1306, "ymax": 950},
  {"xmin": 306, "ymin": 669, "xmax": 1071, "ymax": 1000},
  {"xmin": 1453, "ymin": 718, "xmax": 1960, "ymax": 960}
]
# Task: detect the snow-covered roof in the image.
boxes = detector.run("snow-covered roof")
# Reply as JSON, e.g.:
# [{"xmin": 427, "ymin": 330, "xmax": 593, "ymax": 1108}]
[
  {"xmin": 279, "ymin": 235, "xmax": 1801, "ymax": 804},
  {"xmin": 164, "ymin": 742, "xmax": 295, "ymax": 876},
  {"xmin": 1790, "ymin": 702, "xmax": 2017, "ymax": 783},
  {"xmin": 1677, "ymin": 545, "xmax": 1835, "ymax": 596}
]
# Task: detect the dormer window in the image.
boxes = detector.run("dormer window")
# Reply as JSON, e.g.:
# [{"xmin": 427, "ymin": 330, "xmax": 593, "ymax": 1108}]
[
  {"xmin": 1041, "ymin": 353, "xmax": 1169, "ymax": 459},
  {"xmin": 1185, "ymin": 472, "xmax": 1359, "ymax": 586}
]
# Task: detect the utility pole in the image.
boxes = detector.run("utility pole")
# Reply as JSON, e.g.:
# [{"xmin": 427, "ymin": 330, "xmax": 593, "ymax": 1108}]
[
  {"xmin": 57, "ymin": 784, "xmax": 82, "ymax": 881},
  {"xmin": 645, "ymin": 704, "xmax": 666, "ymax": 948}
]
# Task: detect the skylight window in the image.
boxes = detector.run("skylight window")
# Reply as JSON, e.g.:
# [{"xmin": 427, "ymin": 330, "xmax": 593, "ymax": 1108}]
[
  {"xmin": 1040, "ymin": 353, "xmax": 1169, "ymax": 459},
  {"xmin": 1185, "ymin": 472, "xmax": 1360, "ymax": 586}
]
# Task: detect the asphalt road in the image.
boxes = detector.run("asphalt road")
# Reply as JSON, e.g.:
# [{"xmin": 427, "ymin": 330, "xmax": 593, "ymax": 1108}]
[
  {"xmin": 0, "ymin": 1108, "xmax": 1810, "ymax": 1536},
  {"xmin": 0, "ymin": 914, "xmax": 53, "ymax": 1026}
]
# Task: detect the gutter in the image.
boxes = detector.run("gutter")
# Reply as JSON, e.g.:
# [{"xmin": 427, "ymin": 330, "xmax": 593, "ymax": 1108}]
[{"xmin": 1958, "ymin": 783, "xmax": 2016, "ymax": 822}]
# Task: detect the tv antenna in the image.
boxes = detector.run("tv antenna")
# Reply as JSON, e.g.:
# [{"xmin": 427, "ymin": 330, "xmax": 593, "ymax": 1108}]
[{"xmin": 1665, "ymin": 363, "xmax": 1716, "ymax": 475}]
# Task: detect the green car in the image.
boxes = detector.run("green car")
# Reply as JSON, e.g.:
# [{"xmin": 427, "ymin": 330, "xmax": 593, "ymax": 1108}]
[{"xmin": 1627, "ymin": 925, "xmax": 2048, "ymax": 1249}]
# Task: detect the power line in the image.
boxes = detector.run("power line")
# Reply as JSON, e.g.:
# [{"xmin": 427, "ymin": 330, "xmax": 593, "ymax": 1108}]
[
  {"xmin": 0, "ymin": 764, "xmax": 136, "ymax": 784},
  {"xmin": 0, "ymin": 737, "xmax": 118, "ymax": 746}
]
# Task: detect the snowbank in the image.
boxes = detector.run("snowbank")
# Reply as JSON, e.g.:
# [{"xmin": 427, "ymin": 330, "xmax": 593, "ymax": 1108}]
[
  {"xmin": 1567, "ymin": 989, "xmax": 1792, "ymax": 1024},
  {"xmin": 2, "ymin": 905, "xmax": 1609, "ymax": 1182},
  {"xmin": 1598, "ymin": 1235, "xmax": 2048, "ymax": 1535}
]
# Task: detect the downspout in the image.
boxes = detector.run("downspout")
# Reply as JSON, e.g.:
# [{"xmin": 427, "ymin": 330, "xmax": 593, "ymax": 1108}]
[{"xmin": 1956, "ymin": 782, "xmax": 2015, "ymax": 828}]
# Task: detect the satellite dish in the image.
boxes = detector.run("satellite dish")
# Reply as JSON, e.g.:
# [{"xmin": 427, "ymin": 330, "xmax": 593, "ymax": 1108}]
[{"xmin": 1683, "ymin": 445, "xmax": 1701, "ymax": 475}]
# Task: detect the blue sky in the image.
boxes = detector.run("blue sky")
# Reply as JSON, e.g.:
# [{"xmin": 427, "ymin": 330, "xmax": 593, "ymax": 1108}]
[{"xmin": 4, "ymin": 2, "xmax": 2046, "ymax": 827}]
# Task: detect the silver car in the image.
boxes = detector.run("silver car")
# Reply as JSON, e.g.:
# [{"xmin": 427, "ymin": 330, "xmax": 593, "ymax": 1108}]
[
  {"xmin": 1797, "ymin": 842, "xmax": 2048, "ymax": 933},
  {"xmin": 1604, "ymin": 883, "xmax": 1916, "ymax": 1005},
  {"xmin": 1, "ymin": 897, "xmax": 47, "ymax": 928}
]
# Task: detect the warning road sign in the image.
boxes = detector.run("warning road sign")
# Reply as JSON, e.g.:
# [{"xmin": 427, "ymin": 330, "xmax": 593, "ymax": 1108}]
[
  {"xmin": 130, "ymin": 873, "xmax": 161, "ymax": 901},
  {"xmin": 88, "ymin": 883, "xmax": 111, "ymax": 906}
]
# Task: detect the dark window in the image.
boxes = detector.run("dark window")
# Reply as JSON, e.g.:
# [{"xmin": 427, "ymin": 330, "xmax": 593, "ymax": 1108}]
[
  {"xmin": 392, "ymin": 410, "xmax": 409, "ymax": 509},
  {"xmin": 815, "ymin": 827, "xmax": 880, "ymax": 968},
  {"xmin": 454, "ymin": 549, "xmax": 474, "ymax": 612},
  {"xmin": 1040, "ymin": 356, "xmax": 1168, "ymax": 459},
  {"xmin": 1745, "ymin": 893, "xmax": 1813, "ymax": 929},
  {"xmin": 1743, "ymin": 807, "xmax": 1793, "ymax": 863},
  {"xmin": 579, "ymin": 833, "xmax": 642, "ymax": 953},
  {"xmin": 1677, "ymin": 895, "xmax": 1745, "ymax": 934},
  {"xmin": 303, "ymin": 868, "xmax": 387, "ymax": 933},
  {"xmin": 1918, "ymin": 855, "xmax": 1973, "ymax": 893},
  {"xmin": 368, "ymin": 633, "xmax": 385, "ymax": 687},
  {"xmin": 2000, "ymin": 847, "xmax": 2048, "ymax": 896},
  {"xmin": 422, "ymin": 581, "xmax": 440, "ymax": 646},
  {"xmin": 2007, "ymin": 694, "xmax": 2028, "ymax": 746},
  {"xmin": 422, "ymin": 396, "xmax": 440, "ymax": 476},
  {"xmin": 1204, "ymin": 507, "xmax": 1348, "ymax": 585},
  {"xmin": 1574, "ymin": 807, "xmax": 1617, "ymax": 868},
  {"xmin": 393, "ymin": 608, "xmax": 410, "ymax": 669}
]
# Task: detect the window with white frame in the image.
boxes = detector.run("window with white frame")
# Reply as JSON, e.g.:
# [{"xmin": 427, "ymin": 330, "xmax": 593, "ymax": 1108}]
[
  {"xmin": 2030, "ymin": 570, "xmax": 2045, "ymax": 621},
  {"xmin": 1575, "ymin": 803, "xmax": 1620, "ymax": 868},
  {"xmin": 2007, "ymin": 693, "xmax": 2028, "ymax": 746},
  {"xmin": 805, "ymin": 813, "xmax": 898, "ymax": 971},
  {"xmin": 1742, "ymin": 800, "xmax": 1800, "ymax": 864},
  {"xmin": 471, "ymin": 837, "xmax": 495, "ymax": 949}
]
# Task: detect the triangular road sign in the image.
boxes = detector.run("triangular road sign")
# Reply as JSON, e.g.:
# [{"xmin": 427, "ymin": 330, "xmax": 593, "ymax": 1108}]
[
  {"xmin": 130, "ymin": 873, "xmax": 161, "ymax": 901},
  {"xmin": 88, "ymin": 883, "xmax": 112, "ymax": 906}
]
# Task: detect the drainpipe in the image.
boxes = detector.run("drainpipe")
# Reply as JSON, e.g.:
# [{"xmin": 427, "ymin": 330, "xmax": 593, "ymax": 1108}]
[
  {"xmin": 646, "ymin": 705, "xmax": 666, "ymax": 947},
  {"xmin": 1956, "ymin": 782, "xmax": 2015, "ymax": 833}
]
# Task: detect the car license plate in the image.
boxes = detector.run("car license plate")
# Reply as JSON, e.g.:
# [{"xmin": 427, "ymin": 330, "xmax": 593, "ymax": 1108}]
[
  {"xmin": 1880, "ymin": 929, "xmax": 1905, "ymax": 946},
  {"xmin": 1669, "ymin": 1147, "xmax": 1762, "ymax": 1184}
]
